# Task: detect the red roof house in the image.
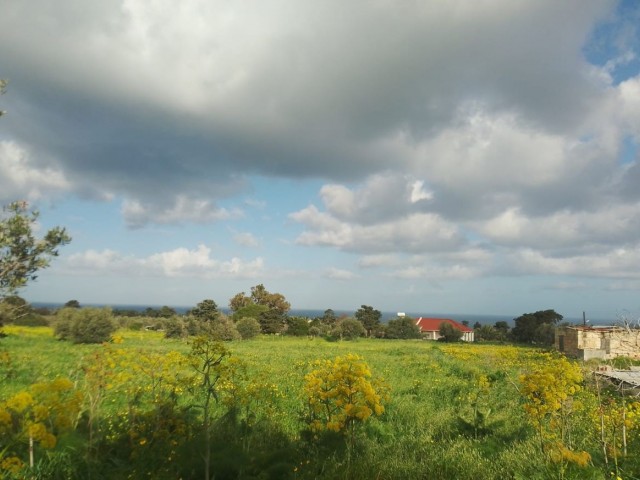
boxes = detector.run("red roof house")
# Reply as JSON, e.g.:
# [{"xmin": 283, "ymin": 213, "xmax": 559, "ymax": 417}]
[{"xmin": 415, "ymin": 317, "xmax": 475, "ymax": 342}]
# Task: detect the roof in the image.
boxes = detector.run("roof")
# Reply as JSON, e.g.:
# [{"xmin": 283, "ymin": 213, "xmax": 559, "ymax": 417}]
[{"xmin": 415, "ymin": 317, "xmax": 473, "ymax": 333}]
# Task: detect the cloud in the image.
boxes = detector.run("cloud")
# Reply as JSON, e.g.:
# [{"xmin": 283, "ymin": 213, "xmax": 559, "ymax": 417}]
[
  {"xmin": 232, "ymin": 231, "xmax": 260, "ymax": 248},
  {"xmin": 324, "ymin": 267, "xmax": 358, "ymax": 280},
  {"xmin": 0, "ymin": 141, "xmax": 71, "ymax": 202},
  {"xmin": 0, "ymin": 0, "xmax": 618, "ymax": 219},
  {"xmin": 122, "ymin": 196, "xmax": 243, "ymax": 229},
  {"xmin": 65, "ymin": 245, "xmax": 264, "ymax": 279}
]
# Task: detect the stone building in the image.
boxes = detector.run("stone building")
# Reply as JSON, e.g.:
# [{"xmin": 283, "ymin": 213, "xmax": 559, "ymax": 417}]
[{"xmin": 555, "ymin": 325, "xmax": 640, "ymax": 360}]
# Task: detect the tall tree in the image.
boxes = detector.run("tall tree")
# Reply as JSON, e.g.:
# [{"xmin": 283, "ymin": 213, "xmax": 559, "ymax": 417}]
[
  {"xmin": 0, "ymin": 202, "xmax": 71, "ymax": 297},
  {"xmin": 386, "ymin": 316, "xmax": 422, "ymax": 339},
  {"xmin": 511, "ymin": 310, "xmax": 563, "ymax": 344},
  {"xmin": 191, "ymin": 299, "xmax": 219, "ymax": 322},
  {"xmin": 354, "ymin": 305, "xmax": 381, "ymax": 337},
  {"xmin": 229, "ymin": 285, "xmax": 290, "ymax": 333}
]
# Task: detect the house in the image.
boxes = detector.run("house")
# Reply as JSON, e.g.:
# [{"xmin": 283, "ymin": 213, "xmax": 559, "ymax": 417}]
[
  {"xmin": 555, "ymin": 325, "xmax": 640, "ymax": 360},
  {"xmin": 415, "ymin": 317, "xmax": 474, "ymax": 342}
]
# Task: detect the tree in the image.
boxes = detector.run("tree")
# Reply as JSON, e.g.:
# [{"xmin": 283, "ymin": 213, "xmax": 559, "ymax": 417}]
[
  {"xmin": 511, "ymin": 310, "xmax": 563, "ymax": 344},
  {"xmin": 64, "ymin": 299, "xmax": 81, "ymax": 309},
  {"xmin": 386, "ymin": 316, "xmax": 422, "ymax": 339},
  {"xmin": 236, "ymin": 317, "xmax": 261, "ymax": 339},
  {"xmin": 1, "ymin": 202, "xmax": 71, "ymax": 296},
  {"xmin": 228, "ymin": 284, "xmax": 290, "ymax": 333},
  {"xmin": 158, "ymin": 305, "xmax": 177, "ymax": 318},
  {"xmin": 286, "ymin": 316, "xmax": 310, "ymax": 336},
  {"xmin": 439, "ymin": 322, "xmax": 463, "ymax": 342},
  {"xmin": 190, "ymin": 299, "xmax": 219, "ymax": 322},
  {"xmin": 1, "ymin": 202, "xmax": 70, "ymax": 335},
  {"xmin": 355, "ymin": 305, "xmax": 381, "ymax": 337},
  {"xmin": 332, "ymin": 318, "xmax": 365, "ymax": 340},
  {"xmin": 319, "ymin": 308, "xmax": 338, "ymax": 327}
]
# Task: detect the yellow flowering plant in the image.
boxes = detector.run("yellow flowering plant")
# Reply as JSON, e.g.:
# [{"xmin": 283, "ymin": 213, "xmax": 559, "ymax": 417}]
[
  {"xmin": 0, "ymin": 377, "xmax": 82, "ymax": 474},
  {"xmin": 303, "ymin": 354, "xmax": 388, "ymax": 444}
]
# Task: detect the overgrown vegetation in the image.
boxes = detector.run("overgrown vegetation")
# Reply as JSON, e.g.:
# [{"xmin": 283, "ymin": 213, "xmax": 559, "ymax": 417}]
[{"xmin": 2, "ymin": 323, "xmax": 640, "ymax": 479}]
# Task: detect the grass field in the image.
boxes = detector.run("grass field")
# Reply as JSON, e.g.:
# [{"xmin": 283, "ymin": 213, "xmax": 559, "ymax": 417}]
[{"xmin": 1, "ymin": 325, "xmax": 638, "ymax": 479}]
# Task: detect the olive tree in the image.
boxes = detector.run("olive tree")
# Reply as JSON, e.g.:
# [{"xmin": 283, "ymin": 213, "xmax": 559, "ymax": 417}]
[{"xmin": 0, "ymin": 202, "xmax": 71, "ymax": 333}]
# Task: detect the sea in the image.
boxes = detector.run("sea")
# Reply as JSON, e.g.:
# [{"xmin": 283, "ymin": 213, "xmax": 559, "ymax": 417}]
[{"xmin": 30, "ymin": 302, "xmax": 606, "ymax": 326}]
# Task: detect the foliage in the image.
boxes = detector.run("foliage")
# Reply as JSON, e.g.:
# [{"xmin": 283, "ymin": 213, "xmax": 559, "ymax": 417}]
[
  {"xmin": 164, "ymin": 316, "xmax": 186, "ymax": 338},
  {"xmin": 229, "ymin": 284, "xmax": 290, "ymax": 316},
  {"xmin": 286, "ymin": 316, "xmax": 310, "ymax": 336},
  {"xmin": 355, "ymin": 305, "xmax": 381, "ymax": 337},
  {"xmin": 439, "ymin": 321, "xmax": 463, "ymax": 342},
  {"xmin": 63, "ymin": 300, "xmax": 80, "ymax": 309},
  {"xmin": 331, "ymin": 318, "xmax": 366, "ymax": 340},
  {"xmin": 54, "ymin": 307, "xmax": 116, "ymax": 343},
  {"xmin": 258, "ymin": 309, "xmax": 285, "ymax": 334},
  {"xmin": 0, "ymin": 377, "xmax": 82, "ymax": 475},
  {"xmin": 318, "ymin": 308, "xmax": 338, "ymax": 327},
  {"xmin": 190, "ymin": 299, "xmax": 219, "ymax": 322},
  {"xmin": 209, "ymin": 315, "xmax": 241, "ymax": 341},
  {"xmin": 0, "ymin": 202, "xmax": 71, "ymax": 296},
  {"xmin": 520, "ymin": 354, "xmax": 591, "ymax": 468},
  {"xmin": 386, "ymin": 316, "xmax": 421, "ymax": 339},
  {"xmin": 512, "ymin": 309, "xmax": 563, "ymax": 344},
  {"xmin": 303, "ymin": 354, "xmax": 388, "ymax": 443},
  {"xmin": 235, "ymin": 317, "xmax": 261, "ymax": 340}
]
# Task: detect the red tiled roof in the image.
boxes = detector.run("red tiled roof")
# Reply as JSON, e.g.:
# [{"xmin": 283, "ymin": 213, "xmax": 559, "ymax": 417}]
[{"xmin": 415, "ymin": 317, "xmax": 473, "ymax": 333}]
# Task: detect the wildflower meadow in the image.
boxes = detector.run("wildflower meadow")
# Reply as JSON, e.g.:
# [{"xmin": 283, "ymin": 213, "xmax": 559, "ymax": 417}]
[{"xmin": 1, "ymin": 324, "xmax": 640, "ymax": 479}]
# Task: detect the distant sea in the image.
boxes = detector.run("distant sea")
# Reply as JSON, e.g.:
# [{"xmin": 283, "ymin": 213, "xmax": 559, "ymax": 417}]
[{"xmin": 31, "ymin": 302, "xmax": 608, "ymax": 326}]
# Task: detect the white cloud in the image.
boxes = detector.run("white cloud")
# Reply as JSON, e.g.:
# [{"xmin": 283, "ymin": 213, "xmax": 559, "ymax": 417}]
[
  {"xmin": 0, "ymin": 141, "xmax": 70, "ymax": 202},
  {"xmin": 65, "ymin": 245, "xmax": 264, "ymax": 279},
  {"xmin": 324, "ymin": 267, "xmax": 358, "ymax": 280},
  {"xmin": 122, "ymin": 196, "xmax": 243, "ymax": 228},
  {"xmin": 232, "ymin": 231, "xmax": 260, "ymax": 248}
]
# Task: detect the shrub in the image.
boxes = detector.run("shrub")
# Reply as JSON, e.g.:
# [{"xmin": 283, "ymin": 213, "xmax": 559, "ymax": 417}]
[
  {"xmin": 331, "ymin": 318, "xmax": 365, "ymax": 340},
  {"xmin": 209, "ymin": 317, "xmax": 241, "ymax": 341},
  {"xmin": 286, "ymin": 316, "xmax": 310, "ymax": 336},
  {"xmin": 236, "ymin": 317, "xmax": 261, "ymax": 340},
  {"xmin": 164, "ymin": 317, "xmax": 186, "ymax": 339},
  {"xmin": 303, "ymin": 354, "xmax": 388, "ymax": 442},
  {"xmin": 438, "ymin": 322, "xmax": 463, "ymax": 342},
  {"xmin": 54, "ymin": 307, "xmax": 116, "ymax": 343},
  {"xmin": 386, "ymin": 316, "xmax": 421, "ymax": 339}
]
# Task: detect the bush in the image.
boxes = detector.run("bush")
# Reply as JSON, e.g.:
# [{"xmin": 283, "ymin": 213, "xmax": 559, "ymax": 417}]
[
  {"xmin": 236, "ymin": 317, "xmax": 261, "ymax": 339},
  {"xmin": 331, "ymin": 318, "xmax": 365, "ymax": 340},
  {"xmin": 164, "ymin": 317, "xmax": 186, "ymax": 338},
  {"xmin": 286, "ymin": 316, "xmax": 310, "ymax": 336},
  {"xmin": 12, "ymin": 313, "xmax": 49, "ymax": 327},
  {"xmin": 386, "ymin": 316, "xmax": 421, "ymax": 339},
  {"xmin": 54, "ymin": 307, "xmax": 116, "ymax": 343},
  {"xmin": 210, "ymin": 317, "xmax": 241, "ymax": 341}
]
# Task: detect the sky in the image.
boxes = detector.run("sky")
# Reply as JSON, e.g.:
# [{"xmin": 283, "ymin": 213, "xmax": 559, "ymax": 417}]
[{"xmin": 1, "ymin": 0, "xmax": 640, "ymax": 320}]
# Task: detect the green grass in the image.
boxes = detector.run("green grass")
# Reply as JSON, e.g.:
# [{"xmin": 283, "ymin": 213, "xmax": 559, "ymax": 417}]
[{"xmin": 0, "ymin": 326, "xmax": 630, "ymax": 479}]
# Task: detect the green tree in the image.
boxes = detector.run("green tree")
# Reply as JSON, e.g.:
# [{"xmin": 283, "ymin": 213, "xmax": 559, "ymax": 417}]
[
  {"xmin": 64, "ymin": 299, "xmax": 80, "ymax": 309},
  {"xmin": 158, "ymin": 305, "xmax": 177, "ymax": 318},
  {"xmin": 235, "ymin": 317, "xmax": 261, "ymax": 339},
  {"xmin": 439, "ymin": 322, "xmax": 463, "ymax": 342},
  {"xmin": 332, "ymin": 317, "xmax": 365, "ymax": 340},
  {"xmin": 511, "ymin": 310, "xmax": 562, "ymax": 344},
  {"xmin": 1, "ymin": 202, "xmax": 71, "ymax": 296},
  {"xmin": 191, "ymin": 299, "xmax": 219, "ymax": 322},
  {"xmin": 54, "ymin": 307, "xmax": 116, "ymax": 344},
  {"xmin": 355, "ymin": 305, "xmax": 381, "ymax": 337},
  {"xmin": 1, "ymin": 202, "xmax": 70, "ymax": 335},
  {"xmin": 320, "ymin": 308, "xmax": 338, "ymax": 327},
  {"xmin": 228, "ymin": 285, "xmax": 290, "ymax": 333},
  {"xmin": 386, "ymin": 316, "xmax": 422, "ymax": 339},
  {"xmin": 286, "ymin": 316, "xmax": 310, "ymax": 336}
]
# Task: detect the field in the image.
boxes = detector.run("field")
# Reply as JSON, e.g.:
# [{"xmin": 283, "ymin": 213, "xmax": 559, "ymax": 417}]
[{"xmin": 1, "ymin": 325, "xmax": 639, "ymax": 479}]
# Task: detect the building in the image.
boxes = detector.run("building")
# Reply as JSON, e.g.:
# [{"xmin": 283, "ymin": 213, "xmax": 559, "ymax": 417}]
[
  {"xmin": 415, "ymin": 317, "xmax": 474, "ymax": 342},
  {"xmin": 555, "ymin": 325, "xmax": 640, "ymax": 360}
]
